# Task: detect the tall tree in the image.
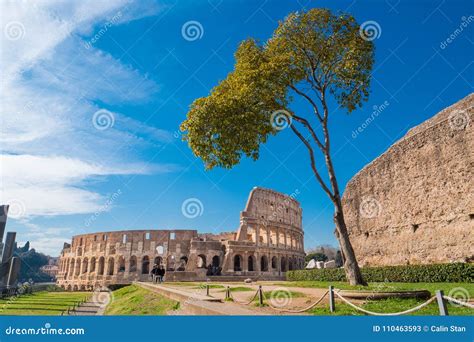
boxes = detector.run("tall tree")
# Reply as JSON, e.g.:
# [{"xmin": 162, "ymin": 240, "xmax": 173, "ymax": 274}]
[{"xmin": 181, "ymin": 9, "xmax": 374, "ymax": 285}]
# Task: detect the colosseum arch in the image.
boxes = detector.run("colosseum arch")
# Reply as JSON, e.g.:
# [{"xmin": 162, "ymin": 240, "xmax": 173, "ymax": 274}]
[
  {"xmin": 247, "ymin": 227, "xmax": 256, "ymax": 243},
  {"xmin": 142, "ymin": 256, "xmax": 150, "ymax": 274},
  {"xmin": 98, "ymin": 256, "xmax": 105, "ymax": 275},
  {"xmin": 166, "ymin": 255, "xmax": 175, "ymax": 271},
  {"xmin": 271, "ymin": 256, "xmax": 278, "ymax": 270},
  {"xmin": 90, "ymin": 257, "xmax": 96, "ymax": 273},
  {"xmin": 177, "ymin": 256, "xmax": 188, "ymax": 271},
  {"xmin": 248, "ymin": 255, "xmax": 255, "ymax": 271},
  {"xmin": 129, "ymin": 256, "xmax": 137, "ymax": 272},
  {"xmin": 107, "ymin": 257, "xmax": 114, "ymax": 275},
  {"xmin": 197, "ymin": 254, "xmax": 206, "ymax": 268},
  {"xmin": 258, "ymin": 227, "xmax": 268, "ymax": 245},
  {"xmin": 118, "ymin": 256, "xmax": 126, "ymax": 272},
  {"xmin": 154, "ymin": 256, "xmax": 163, "ymax": 266},
  {"xmin": 211, "ymin": 255, "xmax": 220, "ymax": 267},
  {"xmin": 260, "ymin": 255, "xmax": 268, "ymax": 272},
  {"xmin": 82, "ymin": 258, "xmax": 88, "ymax": 273},
  {"xmin": 288, "ymin": 257, "xmax": 294, "ymax": 271},
  {"xmin": 68, "ymin": 259, "xmax": 75, "ymax": 279},
  {"xmin": 233, "ymin": 254, "xmax": 242, "ymax": 271},
  {"xmin": 75, "ymin": 258, "xmax": 81, "ymax": 276},
  {"xmin": 280, "ymin": 257, "xmax": 287, "ymax": 272}
]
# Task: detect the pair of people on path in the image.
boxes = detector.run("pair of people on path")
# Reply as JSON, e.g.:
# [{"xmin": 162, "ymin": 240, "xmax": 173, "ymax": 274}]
[{"xmin": 151, "ymin": 264, "xmax": 165, "ymax": 283}]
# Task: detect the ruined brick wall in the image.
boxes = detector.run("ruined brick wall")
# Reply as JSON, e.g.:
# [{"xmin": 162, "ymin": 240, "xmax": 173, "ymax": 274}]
[
  {"xmin": 342, "ymin": 93, "xmax": 474, "ymax": 266},
  {"xmin": 57, "ymin": 229, "xmax": 198, "ymax": 290},
  {"xmin": 56, "ymin": 188, "xmax": 306, "ymax": 290}
]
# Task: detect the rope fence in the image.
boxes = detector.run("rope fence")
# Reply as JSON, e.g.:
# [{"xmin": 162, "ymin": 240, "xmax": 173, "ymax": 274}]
[
  {"xmin": 442, "ymin": 295, "xmax": 474, "ymax": 309},
  {"xmin": 334, "ymin": 291, "xmax": 437, "ymax": 316},
  {"xmin": 207, "ymin": 284, "xmax": 473, "ymax": 316},
  {"xmin": 264, "ymin": 290, "xmax": 329, "ymax": 313},
  {"xmin": 227, "ymin": 287, "xmax": 260, "ymax": 305}
]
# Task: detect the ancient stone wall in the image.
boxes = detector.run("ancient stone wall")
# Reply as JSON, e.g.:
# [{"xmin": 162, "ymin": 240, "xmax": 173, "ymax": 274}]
[{"xmin": 342, "ymin": 94, "xmax": 474, "ymax": 266}]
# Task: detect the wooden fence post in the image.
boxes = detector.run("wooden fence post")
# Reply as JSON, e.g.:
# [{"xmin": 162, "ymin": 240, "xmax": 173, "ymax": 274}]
[
  {"xmin": 435, "ymin": 290, "xmax": 448, "ymax": 316},
  {"xmin": 329, "ymin": 286, "xmax": 335, "ymax": 313},
  {"xmin": 258, "ymin": 285, "xmax": 263, "ymax": 305},
  {"xmin": 225, "ymin": 286, "xmax": 230, "ymax": 300},
  {"xmin": 206, "ymin": 284, "xmax": 210, "ymax": 296}
]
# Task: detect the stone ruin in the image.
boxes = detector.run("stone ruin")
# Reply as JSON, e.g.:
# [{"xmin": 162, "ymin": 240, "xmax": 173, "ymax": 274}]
[
  {"xmin": 0, "ymin": 205, "xmax": 21, "ymax": 294},
  {"xmin": 305, "ymin": 259, "xmax": 337, "ymax": 269},
  {"xmin": 56, "ymin": 187, "xmax": 306, "ymax": 290},
  {"xmin": 342, "ymin": 93, "xmax": 473, "ymax": 266}
]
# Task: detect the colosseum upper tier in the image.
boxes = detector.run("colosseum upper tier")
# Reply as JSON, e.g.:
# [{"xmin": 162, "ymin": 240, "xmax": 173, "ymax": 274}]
[
  {"xmin": 342, "ymin": 93, "xmax": 473, "ymax": 266},
  {"xmin": 57, "ymin": 187, "xmax": 305, "ymax": 290}
]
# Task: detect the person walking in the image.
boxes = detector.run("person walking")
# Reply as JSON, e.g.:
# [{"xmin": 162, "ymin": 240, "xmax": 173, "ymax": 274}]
[
  {"xmin": 158, "ymin": 265, "xmax": 165, "ymax": 283},
  {"xmin": 151, "ymin": 264, "xmax": 159, "ymax": 283}
]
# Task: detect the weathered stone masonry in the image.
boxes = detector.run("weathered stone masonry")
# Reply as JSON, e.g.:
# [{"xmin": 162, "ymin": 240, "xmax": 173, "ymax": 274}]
[
  {"xmin": 56, "ymin": 188, "xmax": 305, "ymax": 290},
  {"xmin": 342, "ymin": 93, "xmax": 474, "ymax": 266}
]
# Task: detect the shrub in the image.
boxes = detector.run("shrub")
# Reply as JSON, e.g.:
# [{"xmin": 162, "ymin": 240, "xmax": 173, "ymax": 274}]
[{"xmin": 287, "ymin": 263, "xmax": 474, "ymax": 283}]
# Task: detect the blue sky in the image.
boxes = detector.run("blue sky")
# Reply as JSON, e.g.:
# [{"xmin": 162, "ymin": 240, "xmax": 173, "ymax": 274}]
[{"xmin": 1, "ymin": 0, "xmax": 472, "ymax": 255}]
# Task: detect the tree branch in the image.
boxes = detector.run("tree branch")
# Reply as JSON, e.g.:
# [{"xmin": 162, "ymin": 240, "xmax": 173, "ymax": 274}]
[
  {"xmin": 292, "ymin": 114, "xmax": 325, "ymax": 152},
  {"xmin": 290, "ymin": 123, "xmax": 335, "ymax": 201},
  {"xmin": 289, "ymin": 84, "xmax": 323, "ymax": 122}
]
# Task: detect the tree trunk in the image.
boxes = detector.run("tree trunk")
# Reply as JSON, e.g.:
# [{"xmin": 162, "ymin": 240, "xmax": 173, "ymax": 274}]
[
  {"xmin": 333, "ymin": 200, "xmax": 367, "ymax": 286},
  {"xmin": 319, "ymin": 109, "xmax": 366, "ymax": 286}
]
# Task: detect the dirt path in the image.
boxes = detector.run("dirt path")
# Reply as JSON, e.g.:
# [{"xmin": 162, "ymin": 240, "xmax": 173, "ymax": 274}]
[
  {"xmin": 67, "ymin": 291, "xmax": 111, "ymax": 316},
  {"xmin": 158, "ymin": 281, "xmax": 332, "ymax": 315}
]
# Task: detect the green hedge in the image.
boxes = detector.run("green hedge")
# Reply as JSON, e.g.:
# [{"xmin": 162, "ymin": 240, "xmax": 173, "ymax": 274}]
[{"xmin": 287, "ymin": 263, "xmax": 474, "ymax": 283}]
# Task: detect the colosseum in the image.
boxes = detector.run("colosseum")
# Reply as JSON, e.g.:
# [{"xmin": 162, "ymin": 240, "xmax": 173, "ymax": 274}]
[
  {"xmin": 342, "ymin": 93, "xmax": 473, "ymax": 266},
  {"xmin": 56, "ymin": 187, "xmax": 305, "ymax": 290}
]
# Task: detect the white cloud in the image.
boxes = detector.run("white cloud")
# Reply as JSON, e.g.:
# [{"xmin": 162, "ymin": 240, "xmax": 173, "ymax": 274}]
[
  {"xmin": 16, "ymin": 223, "xmax": 76, "ymax": 256},
  {"xmin": 0, "ymin": 0, "xmax": 176, "ymax": 225}
]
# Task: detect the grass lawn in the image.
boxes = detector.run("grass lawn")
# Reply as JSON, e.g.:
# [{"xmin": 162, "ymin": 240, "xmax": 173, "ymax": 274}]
[
  {"xmin": 0, "ymin": 291, "xmax": 90, "ymax": 315},
  {"xmin": 220, "ymin": 286, "xmax": 254, "ymax": 292},
  {"xmin": 194, "ymin": 284, "xmax": 225, "ymax": 289},
  {"xmin": 164, "ymin": 282, "xmax": 201, "ymax": 287},
  {"xmin": 308, "ymin": 297, "xmax": 473, "ymax": 316},
  {"xmin": 271, "ymin": 281, "xmax": 473, "ymax": 316},
  {"xmin": 253, "ymin": 289, "xmax": 306, "ymax": 306},
  {"xmin": 105, "ymin": 284, "xmax": 179, "ymax": 315}
]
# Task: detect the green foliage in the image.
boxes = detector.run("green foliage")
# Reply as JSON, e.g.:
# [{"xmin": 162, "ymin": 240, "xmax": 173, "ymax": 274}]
[
  {"xmin": 15, "ymin": 248, "xmax": 52, "ymax": 283},
  {"xmin": 180, "ymin": 8, "xmax": 374, "ymax": 169},
  {"xmin": 305, "ymin": 252, "xmax": 328, "ymax": 263},
  {"xmin": 287, "ymin": 263, "xmax": 474, "ymax": 283},
  {"xmin": 224, "ymin": 286, "xmax": 253, "ymax": 292}
]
